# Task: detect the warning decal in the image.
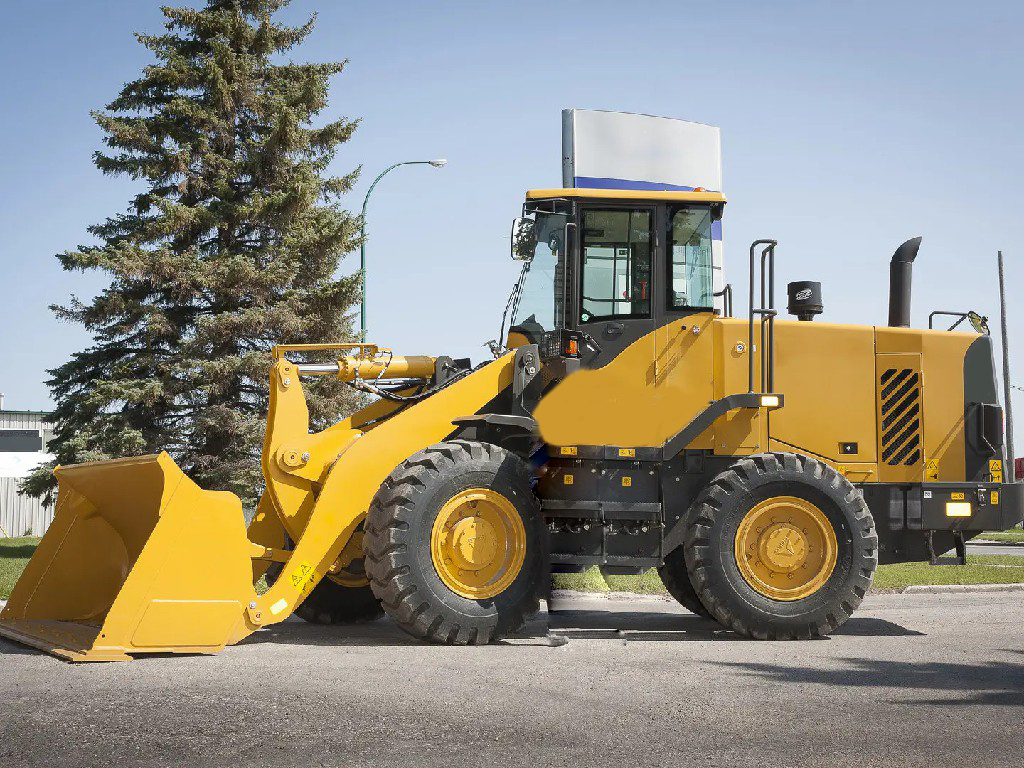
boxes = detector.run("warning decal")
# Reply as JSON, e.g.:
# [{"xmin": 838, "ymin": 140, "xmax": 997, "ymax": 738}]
[
  {"xmin": 925, "ymin": 459, "xmax": 939, "ymax": 482},
  {"xmin": 290, "ymin": 561, "xmax": 319, "ymax": 595},
  {"xmin": 990, "ymin": 459, "xmax": 1003, "ymax": 483}
]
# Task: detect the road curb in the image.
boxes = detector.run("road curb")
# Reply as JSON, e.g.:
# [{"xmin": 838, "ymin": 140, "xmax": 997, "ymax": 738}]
[{"xmin": 902, "ymin": 583, "xmax": 1024, "ymax": 594}]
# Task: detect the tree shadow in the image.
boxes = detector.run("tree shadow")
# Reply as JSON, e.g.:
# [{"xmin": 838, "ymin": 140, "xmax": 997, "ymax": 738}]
[
  {"xmin": 0, "ymin": 542, "xmax": 38, "ymax": 558},
  {"xmin": 713, "ymin": 656, "xmax": 1024, "ymax": 706}
]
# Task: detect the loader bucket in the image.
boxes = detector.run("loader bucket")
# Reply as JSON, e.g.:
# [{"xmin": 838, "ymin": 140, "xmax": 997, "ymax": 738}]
[{"xmin": 0, "ymin": 453, "xmax": 256, "ymax": 662}]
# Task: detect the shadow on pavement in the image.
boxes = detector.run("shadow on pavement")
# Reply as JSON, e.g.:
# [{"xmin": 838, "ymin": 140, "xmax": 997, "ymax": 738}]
[
  {"xmin": 0, "ymin": 605, "xmax": 925, "ymax": 657},
  {"xmin": 547, "ymin": 610, "xmax": 922, "ymax": 641},
  {"xmin": 714, "ymin": 657, "xmax": 1024, "ymax": 706},
  {"xmin": 239, "ymin": 617, "xmax": 422, "ymax": 648},
  {"xmin": 0, "ymin": 637, "xmax": 37, "ymax": 656}
]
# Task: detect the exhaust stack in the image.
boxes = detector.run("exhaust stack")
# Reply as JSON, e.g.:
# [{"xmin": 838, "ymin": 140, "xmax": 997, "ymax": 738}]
[{"xmin": 888, "ymin": 237, "xmax": 923, "ymax": 328}]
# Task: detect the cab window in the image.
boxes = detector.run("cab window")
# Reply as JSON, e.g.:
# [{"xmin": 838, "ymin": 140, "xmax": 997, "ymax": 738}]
[
  {"xmin": 668, "ymin": 206, "xmax": 714, "ymax": 310},
  {"xmin": 580, "ymin": 208, "xmax": 652, "ymax": 322}
]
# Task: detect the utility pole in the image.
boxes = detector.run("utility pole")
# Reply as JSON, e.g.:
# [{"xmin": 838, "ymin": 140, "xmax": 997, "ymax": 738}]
[{"xmin": 998, "ymin": 251, "xmax": 1015, "ymax": 481}]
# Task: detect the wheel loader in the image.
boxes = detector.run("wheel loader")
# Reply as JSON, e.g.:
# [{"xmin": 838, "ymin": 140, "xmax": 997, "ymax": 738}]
[{"xmin": 2, "ymin": 186, "xmax": 1021, "ymax": 661}]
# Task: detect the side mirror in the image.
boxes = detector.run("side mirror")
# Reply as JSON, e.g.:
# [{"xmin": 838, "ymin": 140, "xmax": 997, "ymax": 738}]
[{"xmin": 511, "ymin": 217, "xmax": 537, "ymax": 261}]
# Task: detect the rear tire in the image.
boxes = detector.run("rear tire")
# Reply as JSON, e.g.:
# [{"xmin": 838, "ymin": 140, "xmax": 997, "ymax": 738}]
[
  {"xmin": 364, "ymin": 440, "xmax": 544, "ymax": 644},
  {"xmin": 265, "ymin": 532, "xmax": 384, "ymax": 625},
  {"xmin": 685, "ymin": 452, "xmax": 877, "ymax": 640},
  {"xmin": 658, "ymin": 547, "xmax": 714, "ymax": 619}
]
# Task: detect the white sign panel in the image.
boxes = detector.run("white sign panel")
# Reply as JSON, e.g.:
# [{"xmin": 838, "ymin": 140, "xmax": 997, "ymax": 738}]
[
  {"xmin": 562, "ymin": 109, "xmax": 726, "ymax": 306},
  {"xmin": 562, "ymin": 109, "xmax": 722, "ymax": 192}
]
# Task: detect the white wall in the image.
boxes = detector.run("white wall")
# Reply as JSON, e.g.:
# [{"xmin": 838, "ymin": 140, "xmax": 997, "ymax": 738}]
[{"xmin": 0, "ymin": 476, "xmax": 53, "ymax": 538}]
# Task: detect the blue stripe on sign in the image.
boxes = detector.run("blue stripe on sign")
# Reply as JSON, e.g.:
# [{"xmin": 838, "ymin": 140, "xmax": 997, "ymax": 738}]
[{"xmin": 574, "ymin": 176, "xmax": 699, "ymax": 192}]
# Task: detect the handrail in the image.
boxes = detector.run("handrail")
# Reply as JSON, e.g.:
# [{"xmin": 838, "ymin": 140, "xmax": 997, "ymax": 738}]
[
  {"xmin": 714, "ymin": 283, "xmax": 733, "ymax": 317},
  {"xmin": 748, "ymin": 240, "xmax": 778, "ymax": 393}
]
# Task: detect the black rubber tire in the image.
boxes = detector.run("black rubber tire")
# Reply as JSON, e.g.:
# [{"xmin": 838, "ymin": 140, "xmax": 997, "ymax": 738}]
[
  {"xmin": 657, "ymin": 547, "xmax": 714, "ymax": 619},
  {"xmin": 364, "ymin": 440, "xmax": 544, "ymax": 645},
  {"xmin": 684, "ymin": 452, "xmax": 877, "ymax": 640},
  {"xmin": 265, "ymin": 534, "xmax": 384, "ymax": 625}
]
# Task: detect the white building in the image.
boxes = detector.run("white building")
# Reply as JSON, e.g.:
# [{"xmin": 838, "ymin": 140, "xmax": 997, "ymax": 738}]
[{"xmin": 0, "ymin": 395, "xmax": 55, "ymax": 537}]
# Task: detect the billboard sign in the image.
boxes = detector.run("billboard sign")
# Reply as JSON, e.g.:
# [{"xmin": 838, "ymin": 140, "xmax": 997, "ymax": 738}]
[{"xmin": 561, "ymin": 109, "xmax": 722, "ymax": 192}]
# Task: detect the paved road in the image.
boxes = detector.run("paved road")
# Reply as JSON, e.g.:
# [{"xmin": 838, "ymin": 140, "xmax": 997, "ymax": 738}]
[
  {"xmin": 1, "ymin": 591, "xmax": 1022, "ymax": 768},
  {"xmin": 968, "ymin": 541, "xmax": 1024, "ymax": 557}
]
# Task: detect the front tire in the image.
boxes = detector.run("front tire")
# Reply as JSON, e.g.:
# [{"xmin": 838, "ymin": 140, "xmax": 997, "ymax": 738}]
[
  {"xmin": 685, "ymin": 452, "xmax": 877, "ymax": 639},
  {"xmin": 364, "ymin": 440, "xmax": 544, "ymax": 645}
]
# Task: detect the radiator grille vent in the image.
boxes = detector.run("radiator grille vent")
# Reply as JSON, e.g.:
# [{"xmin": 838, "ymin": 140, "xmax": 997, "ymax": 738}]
[{"xmin": 879, "ymin": 367, "xmax": 922, "ymax": 466}]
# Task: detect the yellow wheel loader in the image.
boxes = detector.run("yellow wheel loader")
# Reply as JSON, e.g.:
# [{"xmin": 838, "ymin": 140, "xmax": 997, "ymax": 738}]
[{"xmin": 2, "ymin": 187, "xmax": 1021, "ymax": 661}]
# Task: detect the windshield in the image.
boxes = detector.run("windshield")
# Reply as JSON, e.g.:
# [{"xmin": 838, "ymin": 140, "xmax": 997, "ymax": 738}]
[{"xmin": 509, "ymin": 210, "xmax": 569, "ymax": 339}]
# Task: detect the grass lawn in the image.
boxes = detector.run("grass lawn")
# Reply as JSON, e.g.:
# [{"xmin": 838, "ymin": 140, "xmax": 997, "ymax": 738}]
[
  {"xmin": 553, "ymin": 554, "xmax": 1024, "ymax": 595},
  {"xmin": 0, "ymin": 537, "xmax": 41, "ymax": 600},
  {"xmin": 872, "ymin": 554, "xmax": 1024, "ymax": 591},
  {"xmin": 978, "ymin": 529, "xmax": 1024, "ymax": 543}
]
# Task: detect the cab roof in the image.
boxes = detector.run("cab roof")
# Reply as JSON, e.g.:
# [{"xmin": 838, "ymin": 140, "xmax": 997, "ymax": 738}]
[{"xmin": 526, "ymin": 188, "xmax": 727, "ymax": 204}]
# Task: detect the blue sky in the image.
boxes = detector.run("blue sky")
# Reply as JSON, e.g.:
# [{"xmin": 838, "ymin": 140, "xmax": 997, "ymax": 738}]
[{"xmin": 0, "ymin": 0, "xmax": 1021, "ymax": 447}]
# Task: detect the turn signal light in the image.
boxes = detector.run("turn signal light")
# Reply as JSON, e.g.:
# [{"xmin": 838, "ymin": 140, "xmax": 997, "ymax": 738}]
[{"xmin": 565, "ymin": 338, "xmax": 579, "ymax": 357}]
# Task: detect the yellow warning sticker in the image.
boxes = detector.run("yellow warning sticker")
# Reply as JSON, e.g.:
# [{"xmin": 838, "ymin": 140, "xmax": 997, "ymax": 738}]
[
  {"xmin": 560, "ymin": 446, "xmax": 577, "ymax": 456},
  {"xmin": 290, "ymin": 561, "xmax": 319, "ymax": 595},
  {"xmin": 622, "ymin": 476, "xmax": 632, "ymax": 487},
  {"xmin": 992, "ymin": 491, "xmax": 1000, "ymax": 505},
  {"xmin": 925, "ymin": 459, "xmax": 939, "ymax": 482},
  {"xmin": 618, "ymin": 448, "xmax": 636, "ymax": 458},
  {"xmin": 990, "ymin": 459, "xmax": 1003, "ymax": 482},
  {"xmin": 951, "ymin": 492, "xmax": 965, "ymax": 501},
  {"xmin": 563, "ymin": 473, "xmax": 574, "ymax": 485}
]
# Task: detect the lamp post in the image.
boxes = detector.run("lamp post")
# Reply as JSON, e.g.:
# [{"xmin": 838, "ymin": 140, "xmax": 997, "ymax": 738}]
[{"xmin": 359, "ymin": 158, "xmax": 447, "ymax": 342}]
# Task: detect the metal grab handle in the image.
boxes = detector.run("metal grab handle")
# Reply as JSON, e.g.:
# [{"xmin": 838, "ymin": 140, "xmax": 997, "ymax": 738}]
[
  {"xmin": 747, "ymin": 240, "xmax": 778, "ymax": 394},
  {"xmin": 713, "ymin": 284, "xmax": 733, "ymax": 317},
  {"xmin": 580, "ymin": 332, "xmax": 603, "ymax": 353}
]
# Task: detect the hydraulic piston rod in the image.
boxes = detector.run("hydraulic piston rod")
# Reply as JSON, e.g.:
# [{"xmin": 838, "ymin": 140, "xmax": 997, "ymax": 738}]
[
  {"xmin": 271, "ymin": 343, "xmax": 437, "ymax": 381},
  {"xmin": 297, "ymin": 355, "xmax": 436, "ymax": 380}
]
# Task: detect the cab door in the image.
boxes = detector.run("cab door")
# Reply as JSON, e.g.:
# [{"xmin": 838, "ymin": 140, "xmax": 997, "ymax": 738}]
[{"xmin": 575, "ymin": 205, "xmax": 657, "ymax": 368}]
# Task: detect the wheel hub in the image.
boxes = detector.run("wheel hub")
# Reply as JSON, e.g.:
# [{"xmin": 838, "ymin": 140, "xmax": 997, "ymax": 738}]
[
  {"xmin": 430, "ymin": 488, "xmax": 526, "ymax": 600},
  {"xmin": 450, "ymin": 517, "xmax": 499, "ymax": 570},
  {"xmin": 734, "ymin": 495, "xmax": 838, "ymax": 601},
  {"xmin": 759, "ymin": 523, "xmax": 808, "ymax": 573}
]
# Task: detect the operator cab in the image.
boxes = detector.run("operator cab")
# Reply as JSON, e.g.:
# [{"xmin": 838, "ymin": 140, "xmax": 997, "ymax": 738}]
[{"xmin": 502, "ymin": 189, "xmax": 726, "ymax": 367}]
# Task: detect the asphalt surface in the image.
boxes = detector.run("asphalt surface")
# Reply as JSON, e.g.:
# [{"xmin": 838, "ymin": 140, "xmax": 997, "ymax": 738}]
[
  {"xmin": 967, "ymin": 541, "xmax": 1024, "ymax": 557},
  {"xmin": 1, "ymin": 591, "xmax": 1023, "ymax": 768}
]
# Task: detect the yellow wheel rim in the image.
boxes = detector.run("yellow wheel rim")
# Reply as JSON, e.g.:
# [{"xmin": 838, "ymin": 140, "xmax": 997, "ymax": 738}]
[
  {"xmin": 734, "ymin": 495, "xmax": 838, "ymax": 601},
  {"xmin": 431, "ymin": 487, "xmax": 526, "ymax": 600},
  {"xmin": 329, "ymin": 568, "xmax": 370, "ymax": 588},
  {"xmin": 329, "ymin": 528, "xmax": 370, "ymax": 587}
]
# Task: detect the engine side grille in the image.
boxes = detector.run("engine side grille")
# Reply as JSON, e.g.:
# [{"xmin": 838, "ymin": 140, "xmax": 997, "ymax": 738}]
[{"xmin": 879, "ymin": 367, "xmax": 922, "ymax": 466}]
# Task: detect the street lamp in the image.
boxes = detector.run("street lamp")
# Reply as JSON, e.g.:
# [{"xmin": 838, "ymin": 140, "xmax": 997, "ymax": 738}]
[{"xmin": 359, "ymin": 158, "xmax": 447, "ymax": 342}]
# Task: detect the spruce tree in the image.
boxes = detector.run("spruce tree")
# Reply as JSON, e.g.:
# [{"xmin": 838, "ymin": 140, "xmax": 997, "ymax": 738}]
[{"xmin": 24, "ymin": 0, "xmax": 362, "ymax": 506}]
